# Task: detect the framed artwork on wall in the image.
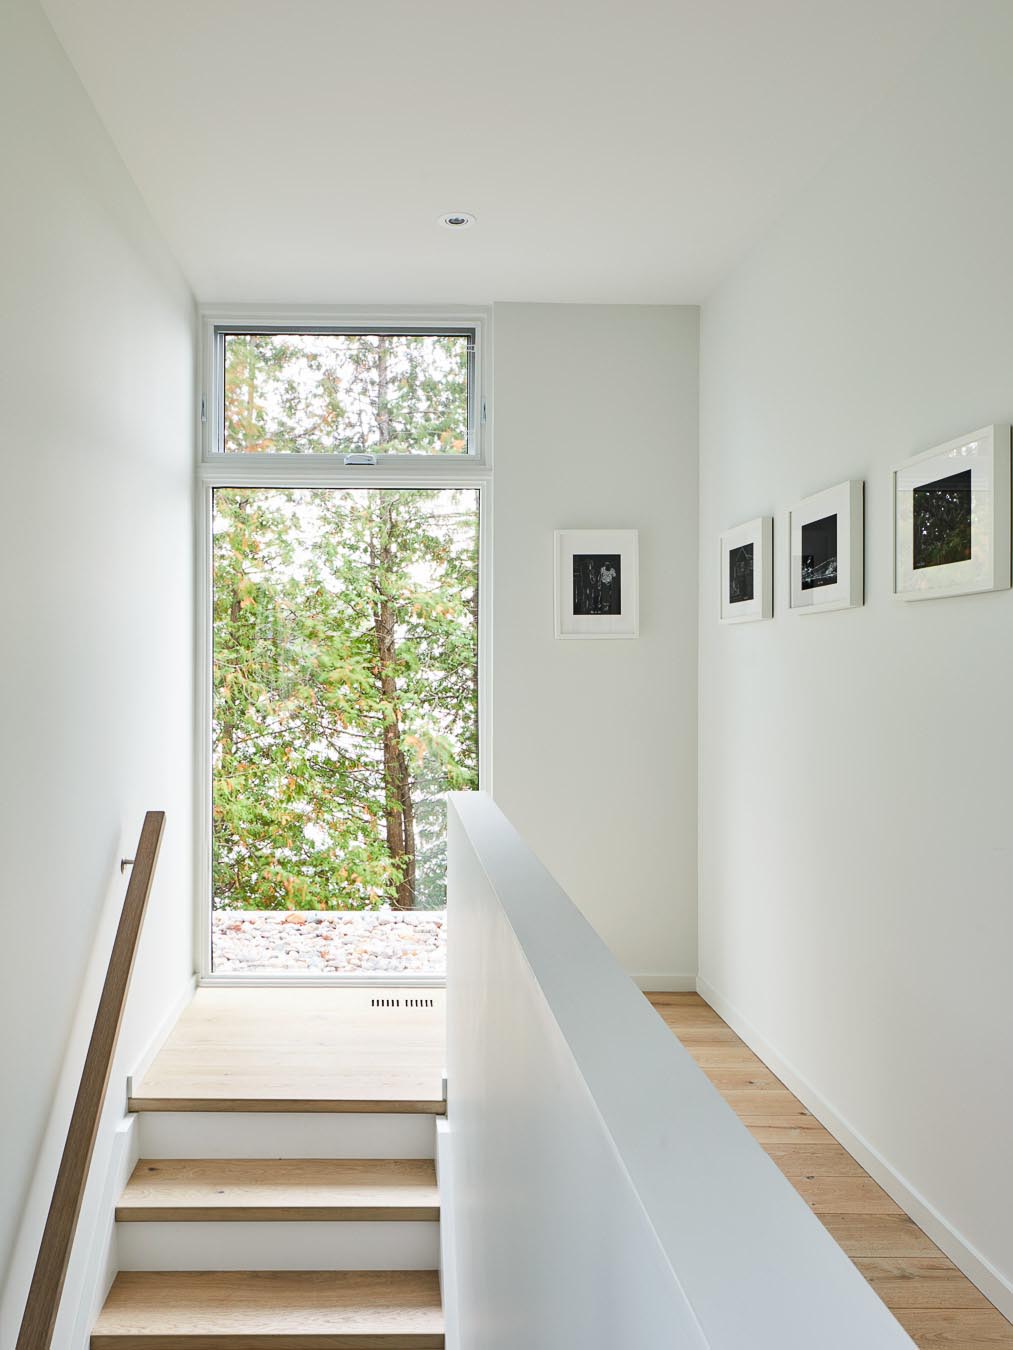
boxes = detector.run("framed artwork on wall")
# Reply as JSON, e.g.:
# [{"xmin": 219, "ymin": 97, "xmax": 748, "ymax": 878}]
[
  {"xmin": 894, "ymin": 424, "xmax": 1011, "ymax": 600},
  {"xmin": 719, "ymin": 516, "xmax": 772, "ymax": 622},
  {"xmin": 554, "ymin": 529, "xmax": 639, "ymax": 638},
  {"xmin": 789, "ymin": 480, "xmax": 864, "ymax": 614}
]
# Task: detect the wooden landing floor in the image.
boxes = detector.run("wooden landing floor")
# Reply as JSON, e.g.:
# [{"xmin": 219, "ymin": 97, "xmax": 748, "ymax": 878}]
[
  {"xmin": 131, "ymin": 988, "xmax": 446, "ymax": 1113},
  {"xmin": 648, "ymin": 993, "xmax": 1013, "ymax": 1349}
]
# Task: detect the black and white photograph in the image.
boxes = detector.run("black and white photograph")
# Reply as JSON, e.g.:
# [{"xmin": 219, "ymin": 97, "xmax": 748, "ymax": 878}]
[
  {"xmin": 800, "ymin": 513, "xmax": 838, "ymax": 590},
  {"xmin": 789, "ymin": 481, "xmax": 863, "ymax": 613},
  {"xmin": 728, "ymin": 543, "xmax": 754, "ymax": 604},
  {"xmin": 895, "ymin": 426, "xmax": 1011, "ymax": 599},
  {"xmin": 555, "ymin": 529, "xmax": 639, "ymax": 637},
  {"xmin": 720, "ymin": 517, "xmax": 772, "ymax": 622},
  {"xmin": 913, "ymin": 469, "xmax": 972, "ymax": 570},
  {"xmin": 572, "ymin": 553, "xmax": 622, "ymax": 615}
]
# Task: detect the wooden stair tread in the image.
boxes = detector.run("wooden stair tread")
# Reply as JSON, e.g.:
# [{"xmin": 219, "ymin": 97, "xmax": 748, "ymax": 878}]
[
  {"xmin": 128, "ymin": 1093, "xmax": 446, "ymax": 1115},
  {"xmin": 92, "ymin": 1270, "xmax": 444, "ymax": 1347},
  {"xmin": 117, "ymin": 1160, "xmax": 439, "ymax": 1222}
]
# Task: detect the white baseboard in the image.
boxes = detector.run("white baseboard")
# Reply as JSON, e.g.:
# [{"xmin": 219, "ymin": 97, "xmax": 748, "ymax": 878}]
[
  {"xmin": 697, "ymin": 975, "xmax": 1013, "ymax": 1323},
  {"xmin": 126, "ymin": 974, "xmax": 196, "ymax": 1097},
  {"xmin": 435, "ymin": 1118, "xmax": 459, "ymax": 1350},
  {"xmin": 66, "ymin": 1114, "xmax": 139, "ymax": 1348},
  {"xmin": 632, "ymin": 973, "xmax": 698, "ymax": 992}
]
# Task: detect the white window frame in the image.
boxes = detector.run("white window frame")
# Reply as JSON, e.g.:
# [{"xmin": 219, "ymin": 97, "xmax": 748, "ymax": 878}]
[
  {"xmin": 199, "ymin": 303, "xmax": 489, "ymax": 469},
  {"xmin": 194, "ymin": 305, "xmax": 493, "ymax": 985}
]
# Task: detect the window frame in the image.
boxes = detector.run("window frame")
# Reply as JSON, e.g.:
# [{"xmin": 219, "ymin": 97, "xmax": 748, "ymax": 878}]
[
  {"xmin": 194, "ymin": 305, "xmax": 493, "ymax": 985},
  {"xmin": 199, "ymin": 304, "xmax": 490, "ymax": 470}
]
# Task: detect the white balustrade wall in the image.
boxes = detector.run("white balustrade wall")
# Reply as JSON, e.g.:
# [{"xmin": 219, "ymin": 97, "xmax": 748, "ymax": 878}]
[{"xmin": 444, "ymin": 793, "xmax": 915, "ymax": 1349}]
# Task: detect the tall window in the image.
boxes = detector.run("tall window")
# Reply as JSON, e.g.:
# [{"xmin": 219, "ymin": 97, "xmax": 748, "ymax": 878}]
[{"xmin": 200, "ymin": 315, "xmax": 488, "ymax": 978}]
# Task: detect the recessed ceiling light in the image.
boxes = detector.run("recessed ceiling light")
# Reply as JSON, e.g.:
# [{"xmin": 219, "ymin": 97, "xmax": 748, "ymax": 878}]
[{"xmin": 439, "ymin": 211, "xmax": 476, "ymax": 229}]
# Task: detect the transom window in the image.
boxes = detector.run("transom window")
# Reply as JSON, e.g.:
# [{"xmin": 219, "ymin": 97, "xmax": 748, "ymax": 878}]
[{"xmin": 212, "ymin": 327, "xmax": 478, "ymax": 458}]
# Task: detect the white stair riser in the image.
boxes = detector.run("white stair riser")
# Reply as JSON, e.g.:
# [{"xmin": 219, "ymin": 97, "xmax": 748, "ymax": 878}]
[
  {"xmin": 116, "ymin": 1219, "xmax": 440, "ymax": 1271},
  {"xmin": 137, "ymin": 1112, "xmax": 436, "ymax": 1159}
]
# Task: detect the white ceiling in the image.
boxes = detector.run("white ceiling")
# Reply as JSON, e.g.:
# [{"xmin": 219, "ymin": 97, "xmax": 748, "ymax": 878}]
[{"xmin": 41, "ymin": 0, "xmax": 958, "ymax": 304}]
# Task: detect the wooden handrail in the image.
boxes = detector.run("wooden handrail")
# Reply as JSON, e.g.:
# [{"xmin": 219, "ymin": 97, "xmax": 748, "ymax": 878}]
[{"xmin": 16, "ymin": 810, "xmax": 165, "ymax": 1350}]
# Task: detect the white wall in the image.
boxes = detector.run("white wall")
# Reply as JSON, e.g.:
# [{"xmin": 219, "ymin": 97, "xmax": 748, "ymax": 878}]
[
  {"xmin": 447, "ymin": 793, "xmax": 915, "ymax": 1349},
  {"xmin": 698, "ymin": 2, "xmax": 1013, "ymax": 1313},
  {"xmin": 492, "ymin": 303, "xmax": 698, "ymax": 986},
  {"xmin": 0, "ymin": 0, "xmax": 196, "ymax": 1337}
]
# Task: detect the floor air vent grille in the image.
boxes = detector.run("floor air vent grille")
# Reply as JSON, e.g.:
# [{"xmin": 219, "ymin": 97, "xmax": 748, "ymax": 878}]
[{"xmin": 369, "ymin": 997, "xmax": 436, "ymax": 1009}]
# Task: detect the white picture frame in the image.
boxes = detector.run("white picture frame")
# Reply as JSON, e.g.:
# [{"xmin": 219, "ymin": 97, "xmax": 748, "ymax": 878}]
[
  {"xmin": 554, "ymin": 529, "xmax": 639, "ymax": 638},
  {"xmin": 789, "ymin": 480, "xmax": 864, "ymax": 614},
  {"xmin": 893, "ymin": 424, "xmax": 1011, "ymax": 601},
  {"xmin": 720, "ymin": 516, "xmax": 772, "ymax": 622}
]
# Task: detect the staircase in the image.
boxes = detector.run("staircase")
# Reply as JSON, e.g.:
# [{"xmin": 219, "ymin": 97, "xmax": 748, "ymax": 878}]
[{"xmin": 90, "ymin": 990, "xmax": 447, "ymax": 1347}]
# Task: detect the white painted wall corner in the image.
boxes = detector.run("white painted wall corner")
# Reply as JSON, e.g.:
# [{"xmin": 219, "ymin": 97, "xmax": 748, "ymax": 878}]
[{"xmin": 632, "ymin": 974, "xmax": 698, "ymax": 992}]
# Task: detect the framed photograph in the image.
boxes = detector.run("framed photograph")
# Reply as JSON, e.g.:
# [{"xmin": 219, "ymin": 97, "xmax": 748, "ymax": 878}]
[
  {"xmin": 554, "ymin": 529, "xmax": 639, "ymax": 638},
  {"xmin": 894, "ymin": 424, "xmax": 1011, "ymax": 600},
  {"xmin": 720, "ymin": 516, "xmax": 772, "ymax": 622},
  {"xmin": 789, "ymin": 480, "xmax": 864, "ymax": 614}
]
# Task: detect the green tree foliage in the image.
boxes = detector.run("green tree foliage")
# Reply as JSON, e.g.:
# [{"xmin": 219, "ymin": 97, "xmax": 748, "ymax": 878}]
[
  {"xmin": 223, "ymin": 331, "xmax": 470, "ymax": 456},
  {"xmin": 212, "ymin": 333, "xmax": 478, "ymax": 913}
]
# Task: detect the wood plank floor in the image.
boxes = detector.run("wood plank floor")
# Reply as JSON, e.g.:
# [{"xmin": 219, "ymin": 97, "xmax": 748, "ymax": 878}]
[
  {"xmin": 648, "ymin": 993, "xmax": 1013, "ymax": 1349},
  {"xmin": 131, "ymin": 989, "xmax": 446, "ymax": 1113},
  {"xmin": 117, "ymin": 1158, "xmax": 440, "ymax": 1222}
]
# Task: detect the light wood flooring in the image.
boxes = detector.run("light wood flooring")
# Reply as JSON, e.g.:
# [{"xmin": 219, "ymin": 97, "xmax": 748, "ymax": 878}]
[
  {"xmin": 648, "ymin": 993, "xmax": 1013, "ymax": 1349},
  {"xmin": 130, "ymin": 988, "xmax": 446, "ymax": 1113}
]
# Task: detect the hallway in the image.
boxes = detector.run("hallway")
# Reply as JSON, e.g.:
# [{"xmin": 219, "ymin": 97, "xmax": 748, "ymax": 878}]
[
  {"xmin": 6, "ymin": 1, "xmax": 1013, "ymax": 1339},
  {"xmin": 650, "ymin": 994, "xmax": 1013, "ymax": 1349}
]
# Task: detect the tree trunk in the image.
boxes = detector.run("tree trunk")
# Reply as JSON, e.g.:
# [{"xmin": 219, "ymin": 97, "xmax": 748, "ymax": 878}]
[
  {"xmin": 375, "ymin": 334, "xmax": 391, "ymax": 451},
  {"xmin": 244, "ymin": 345, "xmax": 256, "ymax": 448},
  {"xmin": 369, "ymin": 500, "xmax": 416, "ymax": 909},
  {"xmin": 219, "ymin": 593, "xmax": 242, "ymax": 759}
]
